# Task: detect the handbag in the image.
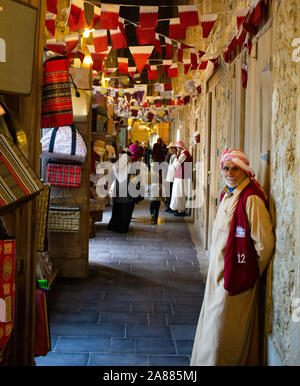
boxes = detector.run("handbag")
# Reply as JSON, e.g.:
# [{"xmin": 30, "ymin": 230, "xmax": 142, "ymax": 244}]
[
  {"xmin": 41, "ymin": 125, "xmax": 87, "ymax": 163},
  {"xmin": 71, "ymin": 88, "xmax": 92, "ymax": 122},
  {"xmin": 41, "ymin": 56, "xmax": 73, "ymax": 128},
  {"xmin": 0, "ymin": 237, "xmax": 16, "ymax": 355},
  {"xmin": 0, "ymin": 133, "xmax": 44, "ymax": 216},
  {"xmin": 48, "ymin": 205, "xmax": 80, "ymax": 233},
  {"xmin": 46, "ymin": 160, "xmax": 81, "ymax": 188}
]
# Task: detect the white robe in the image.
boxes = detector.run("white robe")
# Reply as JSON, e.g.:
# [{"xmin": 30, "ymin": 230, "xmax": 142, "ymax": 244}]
[
  {"xmin": 191, "ymin": 178, "xmax": 275, "ymax": 366},
  {"xmin": 170, "ymin": 151, "xmax": 189, "ymax": 212}
]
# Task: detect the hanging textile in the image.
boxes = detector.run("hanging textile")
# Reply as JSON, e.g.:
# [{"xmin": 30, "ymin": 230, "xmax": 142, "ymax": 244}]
[
  {"xmin": 178, "ymin": 5, "xmax": 199, "ymax": 27},
  {"xmin": 45, "ymin": 13, "xmax": 56, "ymax": 37},
  {"xmin": 92, "ymin": 30, "xmax": 108, "ymax": 53},
  {"xmin": 99, "ymin": 4, "xmax": 120, "ymax": 30},
  {"xmin": 110, "ymin": 27, "xmax": 127, "ymax": 50},
  {"xmin": 200, "ymin": 14, "xmax": 217, "ymax": 38},
  {"xmin": 169, "ymin": 18, "xmax": 186, "ymax": 40},
  {"xmin": 139, "ymin": 6, "xmax": 158, "ymax": 29},
  {"xmin": 129, "ymin": 46, "xmax": 154, "ymax": 74}
]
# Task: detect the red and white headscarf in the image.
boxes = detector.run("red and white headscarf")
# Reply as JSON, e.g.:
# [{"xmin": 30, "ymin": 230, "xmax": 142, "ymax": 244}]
[
  {"xmin": 220, "ymin": 149, "xmax": 255, "ymax": 178},
  {"xmin": 220, "ymin": 148, "xmax": 266, "ymax": 197}
]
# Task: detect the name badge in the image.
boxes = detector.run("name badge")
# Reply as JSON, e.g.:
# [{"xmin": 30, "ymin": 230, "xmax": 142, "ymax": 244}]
[{"xmin": 235, "ymin": 226, "xmax": 246, "ymax": 238}]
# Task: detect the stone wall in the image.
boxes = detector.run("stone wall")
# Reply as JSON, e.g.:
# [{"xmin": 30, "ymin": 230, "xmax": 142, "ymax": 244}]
[
  {"xmin": 266, "ymin": 0, "xmax": 300, "ymax": 366},
  {"xmin": 170, "ymin": 0, "xmax": 300, "ymax": 365}
]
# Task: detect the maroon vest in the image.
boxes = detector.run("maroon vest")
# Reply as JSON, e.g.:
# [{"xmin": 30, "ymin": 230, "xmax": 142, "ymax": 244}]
[
  {"xmin": 174, "ymin": 149, "xmax": 192, "ymax": 179},
  {"xmin": 220, "ymin": 180, "xmax": 267, "ymax": 296}
]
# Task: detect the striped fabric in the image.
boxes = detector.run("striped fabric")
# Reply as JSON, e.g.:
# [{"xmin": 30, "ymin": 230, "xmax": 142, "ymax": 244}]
[
  {"xmin": 41, "ymin": 56, "xmax": 73, "ymax": 128},
  {"xmin": 46, "ymin": 162, "xmax": 81, "ymax": 187},
  {"xmin": 48, "ymin": 205, "xmax": 80, "ymax": 233},
  {"xmin": 36, "ymin": 185, "xmax": 50, "ymax": 252},
  {"xmin": 0, "ymin": 134, "xmax": 43, "ymax": 212}
]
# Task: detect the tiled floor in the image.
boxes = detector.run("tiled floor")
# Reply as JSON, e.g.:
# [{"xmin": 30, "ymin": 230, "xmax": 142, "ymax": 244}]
[{"xmin": 35, "ymin": 200, "xmax": 206, "ymax": 366}]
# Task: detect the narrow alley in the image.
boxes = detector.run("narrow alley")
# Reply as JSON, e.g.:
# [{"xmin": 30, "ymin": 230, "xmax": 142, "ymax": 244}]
[{"xmin": 35, "ymin": 201, "xmax": 206, "ymax": 366}]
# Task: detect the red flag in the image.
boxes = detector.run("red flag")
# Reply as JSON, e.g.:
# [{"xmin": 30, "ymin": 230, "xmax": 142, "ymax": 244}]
[
  {"xmin": 45, "ymin": 13, "xmax": 56, "ymax": 37},
  {"xmin": 128, "ymin": 67, "xmax": 137, "ymax": 79},
  {"xmin": 99, "ymin": 4, "xmax": 120, "ymax": 30},
  {"xmin": 199, "ymin": 60, "xmax": 208, "ymax": 70},
  {"xmin": 210, "ymin": 56, "xmax": 220, "ymax": 72},
  {"xmin": 251, "ymin": 0, "xmax": 262, "ymax": 26},
  {"xmin": 183, "ymin": 59, "xmax": 191, "ymax": 74},
  {"xmin": 178, "ymin": 5, "xmax": 199, "ymax": 27},
  {"xmin": 88, "ymin": 45, "xmax": 111, "ymax": 72},
  {"xmin": 236, "ymin": 27, "xmax": 247, "ymax": 46},
  {"xmin": 165, "ymin": 37, "xmax": 173, "ymax": 59},
  {"xmin": 129, "ymin": 46, "xmax": 154, "ymax": 74},
  {"xmin": 90, "ymin": 7, "xmax": 101, "ymax": 29},
  {"xmin": 223, "ymin": 37, "xmax": 237, "ymax": 63},
  {"xmin": 183, "ymin": 95, "xmax": 190, "ymax": 105},
  {"xmin": 68, "ymin": 0, "xmax": 82, "ymax": 32},
  {"xmin": 168, "ymin": 63, "xmax": 178, "ymax": 78},
  {"xmin": 64, "ymin": 34, "xmax": 79, "ymax": 55},
  {"xmin": 241, "ymin": 64, "xmax": 248, "ymax": 88},
  {"xmin": 110, "ymin": 27, "xmax": 127, "ymax": 50},
  {"xmin": 139, "ymin": 6, "xmax": 158, "ymax": 29},
  {"xmin": 47, "ymin": 0, "xmax": 58, "ymax": 15},
  {"xmin": 148, "ymin": 65, "xmax": 158, "ymax": 80},
  {"xmin": 236, "ymin": 8, "xmax": 249, "ymax": 29},
  {"xmin": 200, "ymin": 14, "xmax": 217, "ymax": 38},
  {"xmin": 118, "ymin": 57, "xmax": 128, "ymax": 74},
  {"xmin": 177, "ymin": 43, "xmax": 183, "ymax": 63},
  {"xmin": 169, "ymin": 18, "xmax": 186, "ymax": 40},
  {"xmin": 105, "ymin": 67, "xmax": 117, "ymax": 76},
  {"xmin": 92, "ymin": 30, "xmax": 108, "ymax": 53},
  {"xmin": 190, "ymin": 48, "xmax": 198, "ymax": 68},
  {"xmin": 118, "ymin": 18, "xmax": 127, "ymax": 43},
  {"xmin": 162, "ymin": 59, "xmax": 172, "ymax": 74},
  {"xmin": 164, "ymin": 83, "xmax": 172, "ymax": 91},
  {"xmin": 136, "ymin": 26, "xmax": 155, "ymax": 45},
  {"xmin": 198, "ymin": 50, "xmax": 205, "ymax": 58},
  {"xmin": 46, "ymin": 39, "xmax": 66, "ymax": 55},
  {"xmin": 154, "ymin": 34, "xmax": 162, "ymax": 54}
]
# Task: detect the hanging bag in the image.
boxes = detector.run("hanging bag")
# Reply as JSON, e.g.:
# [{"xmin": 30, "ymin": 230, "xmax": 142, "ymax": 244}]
[
  {"xmin": 46, "ymin": 159, "xmax": 82, "ymax": 188},
  {"xmin": 48, "ymin": 204, "xmax": 80, "ymax": 233},
  {"xmin": 41, "ymin": 125, "xmax": 87, "ymax": 163},
  {"xmin": 41, "ymin": 56, "xmax": 73, "ymax": 128}
]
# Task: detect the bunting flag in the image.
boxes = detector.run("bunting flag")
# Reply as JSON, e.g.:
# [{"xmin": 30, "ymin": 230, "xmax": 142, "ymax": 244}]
[
  {"xmin": 224, "ymin": 37, "xmax": 237, "ymax": 63},
  {"xmin": 199, "ymin": 60, "xmax": 208, "ymax": 70},
  {"xmin": 162, "ymin": 59, "xmax": 172, "ymax": 74},
  {"xmin": 183, "ymin": 59, "xmax": 191, "ymax": 74},
  {"xmin": 105, "ymin": 67, "xmax": 117, "ymax": 76},
  {"xmin": 84, "ymin": 2, "xmax": 94, "ymax": 26},
  {"xmin": 251, "ymin": 0, "xmax": 262, "ymax": 27},
  {"xmin": 183, "ymin": 95, "xmax": 190, "ymax": 105},
  {"xmin": 243, "ymin": 32, "xmax": 253, "ymax": 54},
  {"xmin": 154, "ymin": 34, "xmax": 162, "ymax": 54},
  {"xmin": 64, "ymin": 34, "xmax": 79, "ymax": 55},
  {"xmin": 241, "ymin": 64, "xmax": 248, "ymax": 88},
  {"xmin": 99, "ymin": 4, "xmax": 120, "ymax": 30},
  {"xmin": 177, "ymin": 43, "xmax": 183, "ymax": 63},
  {"xmin": 129, "ymin": 46, "xmax": 154, "ymax": 74},
  {"xmin": 178, "ymin": 5, "xmax": 199, "ymax": 27},
  {"xmin": 190, "ymin": 48, "xmax": 198, "ymax": 68},
  {"xmin": 46, "ymin": 39, "xmax": 66, "ymax": 55},
  {"xmin": 128, "ymin": 67, "xmax": 137, "ymax": 79},
  {"xmin": 45, "ymin": 13, "xmax": 56, "ymax": 37},
  {"xmin": 91, "ymin": 7, "xmax": 101, "ymax": 29},
  {"xmin": 92, "ymin": 30, "xmax": 108, "ymax": 53},
  {"xmin": 75, "ymin": 9, "xmax": 89, "ymax": 31},
  {"xmin": 88, "ymin": 45, "xmax": 111, "ymax": 72},
  {"xmin": 236, "ymin": 8, "xmax": 249, "ymax": 29},
  {"xmin": 118, "ymin": 57, "xmax": 128, "ymax": 74},
  {"xmin": 198, "ymin": 50, "xmax": 205, "ymax": 58},
  {"xmin": 200, "ymin": 14, "xmax": 217, "ymax": 38},
  {"xmin": 68, "ymin": 0, "xmax": 83, "ymax": 31},
  {"xmin": 167, "ymin": 63, "xmax": 178, "ymax": 78},
  {"xmin": 165, "ymin": 37, "xmax": 173, "ymax": 59},
  {"xmin": 110, "ymin": 27, "xmax": 127, "ymax": 50},
  {"xmin": 210, "ymin": 56, "xmax": 221, "ymax": 72},
  {"xmin": 139, "ymin": 6, "xmax": 158, "ymax": 29},
  {"xmin": 163, "ymin": 83, "xmax": 172, "ymax": 91},
  {"xmin": 118, "ymin": 18, "xmax": 127, "ymax": 42},
  {"xmin": 136, "ymin": 26, "xmax": 155, "ymax": 45},
  {"xmin": 236, "ymin": 26, "xmax": 247, "ymax": 46},
  {"xmin": 46, "ymin": 0, "xmax": 58, "ymax": 15},
  {"xmin": 147, "ymin": 65, "xmax": 158, "ymax": 80},
  {"xmin": 169, "ymin": 18, "xmax": 186, "ymax": 40}
]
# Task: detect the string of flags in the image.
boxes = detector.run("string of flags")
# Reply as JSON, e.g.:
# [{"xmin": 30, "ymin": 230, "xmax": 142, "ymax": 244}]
[{"xmin": 45, "ymin": 0, "xmax": 269, "ymax": 121}]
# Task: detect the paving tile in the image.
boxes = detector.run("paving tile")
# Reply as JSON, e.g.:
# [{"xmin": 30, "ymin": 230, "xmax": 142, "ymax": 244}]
[
  {"xmin": 89, "ymin": 353, "xmax": 148, "ymax": 366},
  {"xmin": 50, "ymin": 312, "xmax": 99, "ymax": 324},
  {"xmin": 126, "ymin": 325, "xmax": 171, "ymax": 339},
  {"xmin": 136, "ymin": 339, "xmax": 176, "ymax": 355},
  {"xmin": 149, "ymin": 355, "xmax": 190, "ymax": 366},
  {"xmin": 110, "ymin": 338, "xmax": 136, "ymax": 354},
  {"xmin": 132, "ymin": 303, "xmax": 153, "ymax": 313},
  {"xmin": 35, "ymin": 352, "xmax": 89, "ymax": 366},
  {"xmin": 169, "ymin": 325, "xmax": 197, "ymax": 341},
  {"xmin": 175, "ymin": 340, "xmax": 195, "ymax": 356},
  {"xmin": 50, "ymin": 322, "xmax": 125, "ymax": 337},
  {"xmin": 55, "ymin": 336, "xmax": 110, "ymax": 353},
  {"xmin": 100, "ymin": 312, "xmax": 148, "ymax": 325}
]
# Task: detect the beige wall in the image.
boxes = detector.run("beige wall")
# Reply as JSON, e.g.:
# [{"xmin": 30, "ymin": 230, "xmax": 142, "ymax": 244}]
[{"xmin": 169, "ymin": 0, "xmax": 300, "ymax": 365}]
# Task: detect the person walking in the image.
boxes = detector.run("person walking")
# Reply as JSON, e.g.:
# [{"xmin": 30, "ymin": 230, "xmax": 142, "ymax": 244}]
[
  {"xmin": 169, "ymin": 141, "xmax": 192, "ymax": 217},
  {"xmin": 164, "ymin": 143, "xmax": 177, "ymax": 212},
  {"xmin": 191, "ymin": 149, "xmax": 275, "ymax": 366}
]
